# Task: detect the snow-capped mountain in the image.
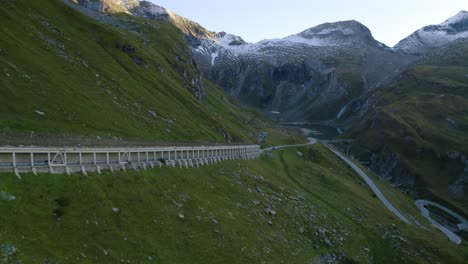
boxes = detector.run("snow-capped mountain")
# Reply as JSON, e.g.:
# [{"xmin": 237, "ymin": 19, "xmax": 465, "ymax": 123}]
[
  {"xmin": 194, "ymin": 20, "xmax": 390, "ymax": 62},
  {"xmin": 283, "ymin": 20, "xmax": 388, "ymax": 48},
  {"xmin": 189, "ymin": 20, "xmax": 413, "ymax": 121},
  {"xmin": 395, "ymin": 10, "xmax": 468, "ymax": 55}
]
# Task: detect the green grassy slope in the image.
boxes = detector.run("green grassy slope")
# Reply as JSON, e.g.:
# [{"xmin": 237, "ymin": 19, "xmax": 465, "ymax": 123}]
[
  {"xmin": 0, "ymin": 144, "xmax": 465, "ymax": 263},
  {"xmin": 0, "ymin": 0, "xmax": 280, "ymax": 144},
  {"xmin": 345, "ymin": 41, "xmax": 468, "ymax": 215}
]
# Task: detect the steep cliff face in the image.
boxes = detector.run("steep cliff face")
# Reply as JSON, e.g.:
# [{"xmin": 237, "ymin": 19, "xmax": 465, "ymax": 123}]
[{"xmin": 207, "ymin": 55, "xmax": 349, "ymax": 121}]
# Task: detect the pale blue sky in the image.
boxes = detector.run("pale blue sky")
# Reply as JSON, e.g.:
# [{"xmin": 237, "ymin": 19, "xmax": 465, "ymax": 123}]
[{"xmin": 148, "ymin": 0, "xmax": 467, "ymax": 46}]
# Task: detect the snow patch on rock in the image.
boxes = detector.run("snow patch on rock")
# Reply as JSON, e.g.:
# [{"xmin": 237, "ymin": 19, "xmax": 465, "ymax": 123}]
[{"xmin": 395, "ymin": 10, "xmax": 468, "ymax": 54}]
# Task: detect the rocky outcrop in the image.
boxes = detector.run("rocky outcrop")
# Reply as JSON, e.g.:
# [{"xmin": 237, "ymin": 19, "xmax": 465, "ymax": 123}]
[
  {"xmin": 70, "ymin": 0, "xmax": 216, "ymax": 40},
  {"xmin": 447, "ymin": 153, "xmax": 468, "ymax": 199},
  {"xmin": 207, "ymin": 57, "xmax": 349, "ymax": 121},
  {"xmin": 70, "ymin": 0, "xmax": 139, "ymax": 13},
  {"xmin": 363, "ymin": 147, "xmax": 416, "ymax": 193}
]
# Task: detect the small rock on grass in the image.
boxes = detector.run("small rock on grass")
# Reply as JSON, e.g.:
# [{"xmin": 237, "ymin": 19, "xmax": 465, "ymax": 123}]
[{"xmin": 34, "ymin": 110, "xmax": 45, "ymax": 116}]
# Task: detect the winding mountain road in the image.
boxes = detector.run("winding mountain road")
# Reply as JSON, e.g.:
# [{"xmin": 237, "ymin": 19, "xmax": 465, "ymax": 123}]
[
  {"xmin": 415, "ymin": 200, "xmax": 468, "ymax": 245},
  {"xmin": 324, "ymin": 145, "xmax": 411, "ymax": 224},
  {"xmin": 264, "ymin": 139, "xmax": 468, "ymax": 245},
  {"xmin": 262, "ymin": 139, "xmax": 410, "ymax": 224},
  {"xmin": 261, "ymin": 137, "xmax": 317, "ymax": 152}
]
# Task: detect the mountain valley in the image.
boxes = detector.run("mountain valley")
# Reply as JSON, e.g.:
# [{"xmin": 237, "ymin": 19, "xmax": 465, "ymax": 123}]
[{"xmin": 1, "ymin": 0, "xmax": 468, "ymax": 263}]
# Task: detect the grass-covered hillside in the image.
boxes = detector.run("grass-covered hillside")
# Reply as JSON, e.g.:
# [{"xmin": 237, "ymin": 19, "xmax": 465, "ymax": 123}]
[
  {"xmin": 0, "ymin": 0, "xmax": 301, "ymax": 145},
  {"xmin": 0, "ymin": 144, "xmax": 466, "ymax": 263},
  {"xmin": 1, "ymin": 1, "xmax": 467, "ymax": 263},
  {"xmin": 345, "ymin": 39, "xmax": 468, "ymax": 216}
]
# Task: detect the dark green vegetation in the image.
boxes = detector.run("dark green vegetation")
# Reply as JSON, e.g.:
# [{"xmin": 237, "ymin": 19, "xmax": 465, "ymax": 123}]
[
  {"xmin": 1, "ymin": 145, "xmax": 466, "ymax": 263},
  {"xmin": 345, "ymin": 39, "xmax": 468, "ymax": 216},
  {"xmin": 0, "ymin": 0, "xmax": 301, "ymax": 145}
]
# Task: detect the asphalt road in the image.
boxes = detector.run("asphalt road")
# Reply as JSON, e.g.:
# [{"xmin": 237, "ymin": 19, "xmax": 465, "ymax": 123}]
[
  {"xmin": 263, "ymin": 139, "xmax": 467, "ymax": 245},
  {"xmin": 261, "ymin": 138, "xmax": 317, "ymax": 152},
  {"xmin": 324, "ymin": 145, "xmax": 411, "ymax": 224},
  {"xmin": 415, "ymin": 200, "xmax": 467, "ymax": 245},
  {"xmin": 262, "ymin": 139, "xmax": 410, "ymax": 224}
]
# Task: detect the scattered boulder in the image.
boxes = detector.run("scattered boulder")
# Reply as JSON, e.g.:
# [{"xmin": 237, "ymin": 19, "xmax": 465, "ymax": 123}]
[
  {"xmin": 255, "ymin": 175, "xmax": 265, "ymax": 182},
  {"xmin": 296, "ymin": 151, "xmax": 304, "ymax": 157},
  {"xmin": 34, "ymin": 110, "xmax": 45, "ymax": 116},
  {"xmin": 313, "ymin": 252, "xmax": 347, "ymax": 264},
  {"xmin": 0, "ymin": 191, "xmax": 15, "ymax": 201},
  {"xmin": 131, "ymin": 55, "xmax": 143, "ymax": 65},
  {"xmin": 297, "ymin": 193, "xmax": 305, "ymax": 201},
  {"xmin": 324, "ymin": 238, "xmax": 333, "ymax": 247},
  {"xmin": 178, "ymin": 213, "xmax": 185, "ymax": 219},
  {"xmin": 298, "ymin": 226, "xmax": 305, "ymax": 234},
  {"xmin": 172, "ymin": 201, "xmax": 183, "ymax": 208},
  {"xmin": 224, "ymin": 132, "xmax": 233, "ymax": 142},
  {"xmin": 1, "ymin": 244, "xmax": 18, "ymax": 263},
  {"xmin": 117, "ymin": 43, "xmax": 135, "ymax": 53},
  {"xmin": 148, "ymin": 110, "xmax": 157, "ymax": 118},
  {"xmin": 257, "ymin": 132, "xmax": 269, "ymax": 143},
  {"xmin": 112, "ymin": 207, "xmax": 120, "ymax": 213},
  {"xmin": 265, "ymin": 208, "xmax": 277, "ymax": 217}
]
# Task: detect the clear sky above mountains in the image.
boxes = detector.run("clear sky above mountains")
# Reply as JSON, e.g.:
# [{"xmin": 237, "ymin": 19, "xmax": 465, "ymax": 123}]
[{"xmin": 149, "ymin": 0, "xmax": 467, "ymax": 46}]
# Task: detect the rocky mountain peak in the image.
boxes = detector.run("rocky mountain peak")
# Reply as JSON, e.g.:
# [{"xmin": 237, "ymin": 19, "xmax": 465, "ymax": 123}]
[
  {"xmin": 70, "ymin": 0, "xmax": 139, "ymax": 14},
  {"xmin": 300, "ymin": 20, "xmax": 371, "ymax": 37},
  {"xmin": 69, "ymin": 0, "xmax": 216, "ymax": 40},
  {"xmin": 394, "ymin": 10, "xmax": 468, "ymax": 55},
  {"xmin": 283, "ymin": 20, "xmax": 383, "ymax": 48},
  {"xmin": 442, "ymin": 10, "xmax": 468, "ymax": 27},
  {"xmin": 216, "ymin": 32, "xmax": 247, "ymax": 46}
]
